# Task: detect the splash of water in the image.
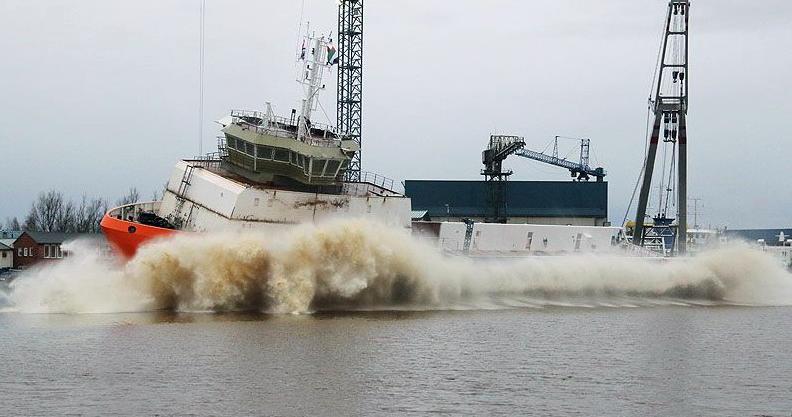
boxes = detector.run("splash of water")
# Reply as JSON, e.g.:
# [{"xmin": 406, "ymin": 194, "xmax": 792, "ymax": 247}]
[{"xmin": 4, "ymin": 220, "xmax": 792, "ymax": 314}]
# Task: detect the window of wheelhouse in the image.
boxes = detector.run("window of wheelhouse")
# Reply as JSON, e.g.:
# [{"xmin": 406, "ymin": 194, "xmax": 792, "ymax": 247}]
[
  {"xmin": 256, "ymin": 145, "xmax": 273, "ymax": 160},
  {"xmin": 273, "ymin": 148, "xmax": 289, "ymax": 163},
  {"xmin": 311, "ymin": 159, "xmax": 327, "ymax": 176},
  {"xmin": 325, "ymin": 160, "xmax": 341, "ymax": 177}
]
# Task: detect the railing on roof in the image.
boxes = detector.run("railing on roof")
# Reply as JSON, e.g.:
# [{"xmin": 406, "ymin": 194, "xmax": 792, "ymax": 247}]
[{"xmin": 230, "ymin": 109, "xmax": 341, "ymax": 147}]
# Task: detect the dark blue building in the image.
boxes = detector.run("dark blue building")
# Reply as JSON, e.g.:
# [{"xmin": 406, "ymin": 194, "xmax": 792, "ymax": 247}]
[{"xmin": 404, "ymin": 180, "xmax": 609, "ymax": 226}]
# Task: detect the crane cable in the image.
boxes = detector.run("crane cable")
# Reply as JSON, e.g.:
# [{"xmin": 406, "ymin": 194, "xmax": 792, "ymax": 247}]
[
  {"xmin": 198, "ymin": 0, "xmax": 206, "ymax": 156},
  {"xmin": 621, "ymin": 105, "xmax": 652, "ymax": 227},
  {"xmin": 621, "ymin": 7, "xmax": 669, "ymax": 227}
]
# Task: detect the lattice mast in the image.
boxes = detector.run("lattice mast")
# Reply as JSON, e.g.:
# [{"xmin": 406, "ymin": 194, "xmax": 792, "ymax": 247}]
[
  {"xmin": 633, "ymin": 0, "xmax": 690, "ymax": 254},
  {"xmin": 337, "ymin": 0, "xmax": 363, "ymax": 182}
]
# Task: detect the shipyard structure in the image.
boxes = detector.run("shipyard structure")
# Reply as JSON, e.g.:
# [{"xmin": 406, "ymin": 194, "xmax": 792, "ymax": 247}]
[{"xmin": 406, "ymin": 180, "xmax": 608, "ymax": 226}]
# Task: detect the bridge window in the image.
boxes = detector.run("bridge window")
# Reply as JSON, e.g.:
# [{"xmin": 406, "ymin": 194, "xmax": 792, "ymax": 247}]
[
  {"xmin": 256, "ymin": 145, "xmax": 273, "ymax": 159},
  {"xmin": 245, "ymin": 142, "xmax": 255, "ymax": 156},
  {"xmin": 226, "ymin": 137, "xmax": 236, "ymax": 150},
  {"xmin": 311, "ymin": 159, "xmax": 326, "ymax": 176},
  {"xmin": 273, "ymin": 149, "xmax": 289, "ymax": 163},
  {"xmin": 325, "ymin": 160, "xmax": 341, "ymax": 177}
]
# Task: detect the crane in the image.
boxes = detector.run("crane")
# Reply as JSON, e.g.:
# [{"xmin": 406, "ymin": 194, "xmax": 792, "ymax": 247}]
[
  {"xmin": 632, "ymin": 0, "xmax": 690, "ymax": 254},
  {"xmin": 514, "ymin": 136, "xmax": 606, "ymax": 182},
  {"xmin": 481, "ymin": 135, "xmax": 607, "ymax": 222},
  {"xmin": 482, "ymin": 135, "xmax": 606, "ymax": 183}
]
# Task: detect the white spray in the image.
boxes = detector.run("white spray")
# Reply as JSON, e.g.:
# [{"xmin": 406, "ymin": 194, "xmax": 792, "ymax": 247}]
[{"xmin": 4, "ymin": 220, "xmax": 792, "ymax": 314}]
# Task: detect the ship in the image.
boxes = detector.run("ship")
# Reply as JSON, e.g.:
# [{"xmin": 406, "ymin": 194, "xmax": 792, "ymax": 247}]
[
  {"xmin": 101, "ymin": 14, "xmax": 626, "ymax": 260},
  {"xmin": 101, "ymin": 28, "xmax": 414, "ymax": 258}
]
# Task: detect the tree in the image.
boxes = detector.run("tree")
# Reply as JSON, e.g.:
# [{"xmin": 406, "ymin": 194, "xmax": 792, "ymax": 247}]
[
  {"xmin": 74, "ymin": 195, "xmax": 107, "ymax": 233},
  {"xmin": 23, "ymin": 190, "xmax": 76, "ymax": 232},
  {"xmin": 25, "ymin": 190, "xmax": 62, "ymax": 232},
  {"xmin": 3, "ymin": 217, "xmax": 21, "ymax": 231},
  {"xmin": 54, "ymin": 200, "xmax": 76, "ymax": 232},
  {"xmin": 116, "ymin": 187, "xmax": 140, "ymax": 206}
]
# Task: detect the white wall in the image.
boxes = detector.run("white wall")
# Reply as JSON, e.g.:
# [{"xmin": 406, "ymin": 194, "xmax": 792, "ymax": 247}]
[
  {"xmin": 434, "ymin": 222, "xmax": 622, "ymax": 254},
  {"xmin": 159, "ymin": 161, "xmax": 412, "ymax": 233},
  {"xmin": 0, "ymin": 250, "xmax": 12, "ymax": 269}
]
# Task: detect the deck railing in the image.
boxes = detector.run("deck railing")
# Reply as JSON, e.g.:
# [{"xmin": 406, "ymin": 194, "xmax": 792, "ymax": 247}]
[
  {"xmin": 108, "ymin": 201, "xmax": 163, "ymax": 222},
  {"xmin": 230, "ymin": 109, "xmax": 340, "ymax": 145}
]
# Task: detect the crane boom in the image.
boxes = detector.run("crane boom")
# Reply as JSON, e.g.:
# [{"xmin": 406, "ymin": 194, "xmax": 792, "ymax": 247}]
[{"xmin": 514, "ymin": 148, "xmax": 606, "ymax": 182}]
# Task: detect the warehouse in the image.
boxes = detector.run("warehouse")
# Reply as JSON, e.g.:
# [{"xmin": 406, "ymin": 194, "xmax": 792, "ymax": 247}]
[{"xmin": 404, "ymin": 180, "xmax": 609, "ymax": 226}]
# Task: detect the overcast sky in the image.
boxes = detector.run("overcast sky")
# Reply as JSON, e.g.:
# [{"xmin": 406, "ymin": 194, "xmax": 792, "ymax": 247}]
[{"xmin": 1, "ymin": 0, "xmax": 790, "ymax": 228}]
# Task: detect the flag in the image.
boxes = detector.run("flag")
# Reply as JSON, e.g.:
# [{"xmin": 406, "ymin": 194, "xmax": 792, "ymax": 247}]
[
  {"xmin": 299, "ymin": 39, "xmax": 306, "ymax": 60},
  {"xmin": 326, "ymin": 41, "xmax": 337, "ymax": 65}
]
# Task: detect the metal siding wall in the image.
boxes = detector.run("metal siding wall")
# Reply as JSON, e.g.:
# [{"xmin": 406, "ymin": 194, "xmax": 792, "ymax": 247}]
[{"xmin": 405, "ymin": 180, "xmax": 607, "ymax": 218}]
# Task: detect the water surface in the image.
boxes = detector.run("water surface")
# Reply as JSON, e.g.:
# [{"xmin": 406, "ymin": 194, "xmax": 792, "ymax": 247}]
[{"xmin": 1, "ymin": 306, "xmax": 790, "ymax": 416}]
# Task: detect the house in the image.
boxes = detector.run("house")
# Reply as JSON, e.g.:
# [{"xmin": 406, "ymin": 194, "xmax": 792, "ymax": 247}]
[
  {"xmin": 11, "ymin": 232, "xmax": 106, "ymax": 269},
  {"xmin": 0, "ymin": 231, "xmax": 23, "ymax": 271},
  {"xmin": 0, "ymin": 241, "xmax": 12, "ymax": 270}
]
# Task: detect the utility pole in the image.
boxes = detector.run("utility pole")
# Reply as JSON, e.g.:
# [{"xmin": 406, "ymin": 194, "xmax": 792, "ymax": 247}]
[{"xmin": 689, "ymin": 197, "xmax": 702, "ymax": 229}]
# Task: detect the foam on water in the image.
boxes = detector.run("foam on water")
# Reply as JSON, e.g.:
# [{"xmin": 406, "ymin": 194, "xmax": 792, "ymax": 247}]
[{"xmin": 4, "ymin": 220, "xmax": 792, "ymax": 314}]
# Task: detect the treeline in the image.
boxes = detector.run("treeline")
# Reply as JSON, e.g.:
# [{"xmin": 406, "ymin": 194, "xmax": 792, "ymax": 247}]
[{"xmin": 3, "ymin": 187, "xmax": 154, "ymax": 233}]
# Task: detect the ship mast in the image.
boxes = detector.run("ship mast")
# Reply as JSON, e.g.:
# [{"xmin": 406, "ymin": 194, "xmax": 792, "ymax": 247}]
[{"xmin": 297, "ymin": 25, "xmax": 335, "ymax": 143}]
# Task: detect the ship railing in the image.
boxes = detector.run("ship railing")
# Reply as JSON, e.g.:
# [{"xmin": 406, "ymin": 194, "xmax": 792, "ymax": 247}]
[
  {"xmin": 185, "ymin": 154, "xmax": 222, "ymax": 170},
  {"xmin": 234, "ymin": 118, "xmax": 342, "ymax": 147},
  {"xmin": 108, "ymin": 201, "xmax": 163, "ymax": 223},
  {"xmin": 620, "ymin": 241, "xmax": 667, "ymax": 257},
  {"xmin": 342, "ymin": 171, "xmax": 403, "ymax": 196},
  {"xmin": 358, "ymin": 171, "xmax": 396, "ymax": 191},
  {"xmin": 231, "ymin": 109, "xmax": 340, "ymax": 144},
  {"xmin": 216, "ymin": 136, "xmax": 228, "ymax": 158}
]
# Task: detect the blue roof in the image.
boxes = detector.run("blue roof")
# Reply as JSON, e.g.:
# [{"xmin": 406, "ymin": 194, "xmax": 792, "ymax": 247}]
[{"xmin": 404, "ymin": 180, "xmax": 608, "ymax": 218}]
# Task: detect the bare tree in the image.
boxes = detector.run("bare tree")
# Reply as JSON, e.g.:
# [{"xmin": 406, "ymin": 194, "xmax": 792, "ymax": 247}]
[
  {"xmin": 74, "ymin": 195, "xmax": 107, "ymax": 233},
  {"xmin": 24, "ymin": 190, "xmax": 65, "ymax": 232},
  {"xmin": 54, "ymin": 200, "xmax": 76, "ymax": 232},
  {"xmin": 3, "ymin": 217, "xmax": 21, "ymax": 231},
  {"xmin": 22, "ymin": 190, "xmax": 82, "ymax": 232},
  {"xmin": 116, "ymin": 187, "xmax": 140, "ymax": 206}
]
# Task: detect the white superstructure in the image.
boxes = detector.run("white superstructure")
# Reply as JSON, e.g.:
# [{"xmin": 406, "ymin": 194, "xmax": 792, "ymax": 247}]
[{"xmin": 158, "ymin": 161, "xmax": 412, "ymax": 234}]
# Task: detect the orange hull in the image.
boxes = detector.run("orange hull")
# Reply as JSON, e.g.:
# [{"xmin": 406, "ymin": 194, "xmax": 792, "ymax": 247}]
[{"xmin": 100, "ymin": 213, "xmax": 179, "ymax": 259}]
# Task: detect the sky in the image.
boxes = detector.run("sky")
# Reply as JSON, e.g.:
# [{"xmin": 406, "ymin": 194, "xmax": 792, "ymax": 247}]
[{"xmin": 0, "ymin": 0, "xmax": 790, "ymax": 229}]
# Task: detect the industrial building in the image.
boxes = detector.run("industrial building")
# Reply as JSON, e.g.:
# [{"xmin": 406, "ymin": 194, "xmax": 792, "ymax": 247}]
[
  {"xmin": 404, "ymin": 180, "xmax": 609, "ymax": 226},
  {"xmin": 724, "ymin": 229, "xmax": 792, "ymax": 246}
]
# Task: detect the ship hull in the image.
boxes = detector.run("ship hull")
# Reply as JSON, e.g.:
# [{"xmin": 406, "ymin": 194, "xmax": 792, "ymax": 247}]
[{"xmin": 100, "ymin": 213, "xmax": 178, "ymax": 259}]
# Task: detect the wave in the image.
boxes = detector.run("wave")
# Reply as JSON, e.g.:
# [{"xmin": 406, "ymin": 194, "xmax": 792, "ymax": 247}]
[{"xmin": 4, "ymin": 220, "xmax": 792, "ymax": 314}]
